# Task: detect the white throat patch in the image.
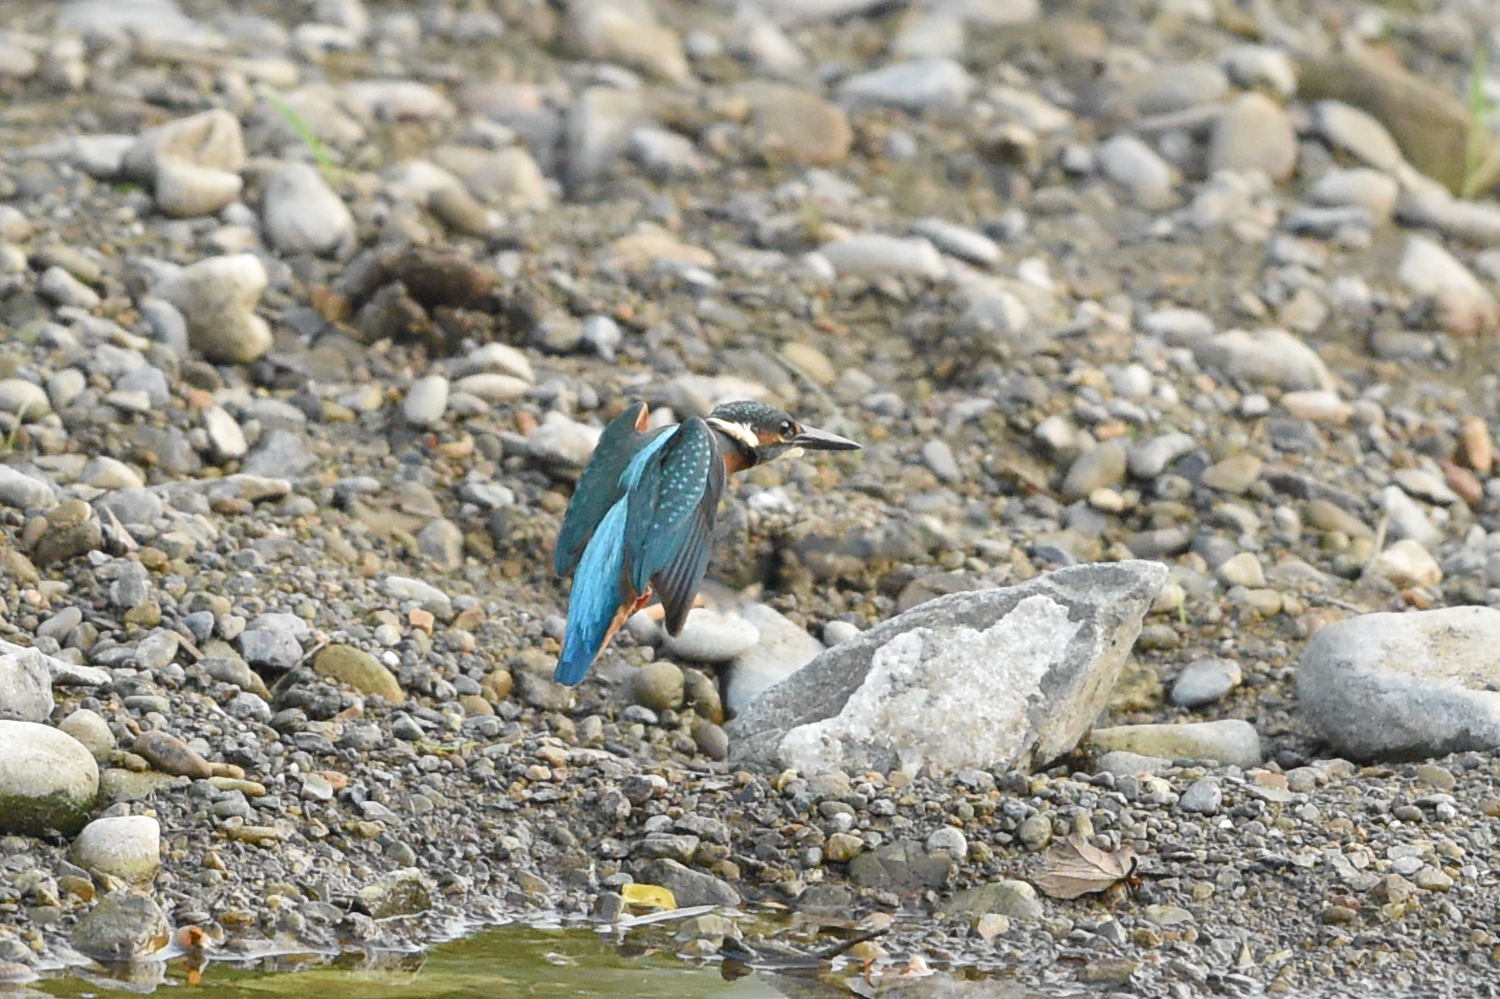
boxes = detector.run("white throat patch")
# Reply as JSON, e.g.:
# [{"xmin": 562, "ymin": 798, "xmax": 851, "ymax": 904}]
[{"xmin": 705, "ymin": 417, "xmax": 759, "ymax": 450}]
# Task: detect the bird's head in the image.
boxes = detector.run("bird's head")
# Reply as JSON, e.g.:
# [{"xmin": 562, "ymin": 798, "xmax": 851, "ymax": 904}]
[{"xmin": 705, "ymin": 400, "xmax": 861, "ymax": 467}]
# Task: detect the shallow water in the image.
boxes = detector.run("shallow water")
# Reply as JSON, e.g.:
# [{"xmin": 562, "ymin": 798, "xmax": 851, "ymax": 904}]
[{"xmin": 29, "ymin": 923, "xmax": 831, "ymax": 999}]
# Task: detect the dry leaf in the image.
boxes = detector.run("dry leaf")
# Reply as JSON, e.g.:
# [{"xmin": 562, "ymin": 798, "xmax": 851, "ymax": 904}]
[{"xmin": 1034, "ymin": 834, "xmax": 1139, "ymax": 899}]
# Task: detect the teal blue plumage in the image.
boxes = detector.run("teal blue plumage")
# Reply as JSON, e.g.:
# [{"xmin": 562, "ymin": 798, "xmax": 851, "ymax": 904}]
[{"xmin": 555, "ymin": 417, "xmax": 724, "ymax": 684}]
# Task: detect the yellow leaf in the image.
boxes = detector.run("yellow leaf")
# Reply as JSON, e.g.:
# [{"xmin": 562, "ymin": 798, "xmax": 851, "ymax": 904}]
[{"xmin": 620, "ymin": 882, "xmax": 676, "ymax": 911}]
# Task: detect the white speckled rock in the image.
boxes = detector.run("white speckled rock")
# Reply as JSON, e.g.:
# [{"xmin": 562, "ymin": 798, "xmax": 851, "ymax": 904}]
[
  {"xmin": 1088, "ymin": 719, "xmax": 1262, "ymax": 768},
  {"xmin": 1299, "ymin": 607, "xmax": 1500, "ymax": 760},
  {"xmin": 0, "ymin": 721, "xmax": 98, "ymax": 835},
  {"xmin": 729, "ymin": 561, "xmax": 1166, "ymax": 775},
  {"xmin": 71, "ymin": 815, "xmax": 161, "ymax": 884},
  {"xmin": 662, "ymin": 609, "xmax": 761, "ymax": 663}
]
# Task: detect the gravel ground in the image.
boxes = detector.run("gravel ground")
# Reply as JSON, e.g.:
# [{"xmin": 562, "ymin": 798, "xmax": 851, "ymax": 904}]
[{"xmin": 2, "ymin": 0, "xmax": 1500, "ymax": 995}]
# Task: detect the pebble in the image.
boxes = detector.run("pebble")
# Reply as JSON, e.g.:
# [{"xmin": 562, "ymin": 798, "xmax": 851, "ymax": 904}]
[
  {"xmin": 263, "ymin": 162, "xmax": 355, "ymax": 256},
  {"xmin": 38, "ymin": 265, "xmax": 100, "ymax": 309},
  {"xmin": 1207, "ymin": 93, "xmax": 1296, "ymax": 182},
  {"xmin": 1170, "ymin": 658, "xmax": 1242, "ymax": 707},
  {"xmin": 1097, "ymin": 134, "xmax": 1175, "ymax": 208},
  {"xmin": 1365, "ymin": 539, "xmax": 1442, "ymax": 589},
  {"xmin": 818, "ymin": 235, "xmax": 945, "ymax": 280},
  {"xmin": 1178, "ymin": 778, "xmax": 1221, "ymax": 814},
  {"xmin": 909, "ymin": 218, "xmax": 1000, "ymax": 267},
  {"xmin": 0, "ymin": 721, "xmax": 98, "ymax": 835},
  {"xmin": 313, "ymin": 644, "xmax": 405, "ymax": 703},
  {"xmin": 1398, "ymin": 235, "xmax": 1498, "ymax": 336},
  {"xmin": 836, "ymin": 58, "xmax": 974, "ymax": 111},
  {"xmin": 633, "ymin": 661, "xmax": 685, "ymax": 712},
  {"xmin": 1313, "ymin": 100, "xmax": 1404, "ymax": 172},
  {"xmin": 58, "ymin": 708, "xmax": 114, "ymax": 758},
  {"xmin": 404, "ymin": 375, "xmax": 449, "ymax": 428},
  {"xmin": 154, "ymin": 254, "xmax": 272, "ymax": 364}
]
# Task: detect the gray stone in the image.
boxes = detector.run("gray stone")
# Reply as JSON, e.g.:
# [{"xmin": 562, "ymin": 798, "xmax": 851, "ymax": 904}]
[
  {"xmin": 728, "ymin": 561, "xmax": 1166, "ymax": 775},
  {"xmin": 238, "ymin": 628, "xmax": 302, "ymax": 671},
  {"xmin": 0, "ymin": 721, "xmax": 98, "ymax": 835},
  {"xmin": 942, "ymin": 879, "xmax": 1043, "ymax": 921},
  {"xmin": 1095, "ymin": 750, "xmax": 1173, "ymax": 775},
  {"xmin": 203, "ymin": 406, "xmax": 248, "ymax": 460},
  {"xmin": 637, "ymin": 858, "xmax": 741, "ymax": 906},
  {"xmin": 1089, "ymin": 719, "xmax": 1262, "ymax": 768},
  {"xmin": 0, "ymin": 466, "xmax": 54, "ymax": 511},
  {"xmin": 70, "ymin": 815, "xmax": 161, "ymax": 883},
  {"xmin": 848, "ymin": 839, "xmax": 955, "ymax": 893},
  {"xmin": 1178, "ymin": 778, "xmax": 1222, "ymax": 814},
  {"xmin": 1298, "ymin": 607, "xmax": 1500, "ymax": 760},
  {"xmin": 0, "ymin": 651, "xmax": 53, "ymax": 723},
  {"xmin": 724, "ymin": 603, "xmax": 824, "ymax": 716},
  {"xmin": 38, "ymin": 265, "xmax": 101, "ymax": 309},
  {"xmin": 1170, "ymin": 657, "xmax": 1242, "ymax": 707},
  {"xmin": 59, "ymin": 708, "xmax": 115, "ymax": 758},
  {"xmin": 565, "ymin": 86, "xmax": 641, "ymax": 195},
  {"xmin": 355, "ymin": 868, "xmax": 433, "ymax": 918},
  {"xmin": 72, "ymin": 893, "xmax": 170, "ymax": 962},
  {"xmin": 263, "ymin": 162, "xmax": 354, "ymax": 256},
  {"xmin": 1313, "ymin": 101, "xmax": 1404, "ymax": 172}
]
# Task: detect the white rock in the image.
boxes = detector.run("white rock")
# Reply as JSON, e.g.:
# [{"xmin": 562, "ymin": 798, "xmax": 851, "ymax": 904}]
[
  {"xmin": 1308, "ymin": 167, "xmax": 1398, "ymax": 223},
  {"xmin": 567, "ymin": 0, "xmax": 690, "ymax": 83},
  {"xmin": 0, "ymin": 465, "xmax": 55, "ymax": 511},
  {"xmin": 1281, "ymin": 390, "xmax": 1351, "ymax": 424},
  {"xmin": 724, "ymin": 603, "xmax": 825, "ymax": 716},
  {"xmin": 1097, "ymin": 134, "xmax": 1176, "ymax": 208},
  {"xmin": 0, "ymin": 721, "xmax": 98, "ymax": 835},
  {"xmin": 1170, "ymin": 657, "xmax": 1242, "ymax": 707},
  {"xmin": 729, "ymin": 562, "xmax": 1165, "ymax": 775},
  {"xmin": 459, "ymin": 342, "xmax": 536, "ymax": 382},
  {"xmin": 263, "ymin": 162, "xmax": 354, "ymax": 256},
  {"xmin": 403, "ymin": 375, "xmax": 449, "ymax": 428},
  {"xmin": 1299, "ymin": 607, "xmax": 1500, "ymax": 759},
  {"xmin": 1089, "ymin": 719, "xmax": 1262, "ymax": 768},
  {"xmin": 527, "ymin": 412, "xmax": 601, "ymax": 466},
  {"xmin": 1207, "ymin": 92, "xmax": 1296, "ymax": 182},
  {"xmin": 909, "ymin": 218, "xmax": 1000, "ymax": 266},
  {"xmin": 0, "ymin": 377, "xmax": 51, "ymax": 418},
  {"xmin": 1313, "ymin": 101, "xmax": 1404, "ymax": 172},
  {"xmin": 71, "ymin": 815, "xmax": 161, "ymax": 884},
  {"xmin": 452, "ymin": 373, "xmax": 530, "ymax": 402},
  {"xmin": 819, "ymin": 234, "xmax": 945, "ymax": 280},
  {"xmin": 1365, "ymin": 539, "xmax": 1442, "ymax": 589},
  {"xmin": 1398, "ymin": 235, "xmax": 1498, "ymax": 336},
  {"xmin": 59, "ymin": 708, "xmax": 115, "ymax": 758},
  {"xmin": 1380, "ymin": 484, "xmax": 1440, "ymax": 547},
  {"xmin": 837, "ymin": 58, "xmax": 974, "ymax": 111},
  {"xmin": 203, "ymin": 405, "xmax": 248, "ymax": 460},
  {"xmin": 1219, "ymin": 45, "xmax": 1297, "ymax": 98},
  {"xmin": 154, "ymin": 253, "xmax": 271, "ymax": 364},
  {"xmin": 1191, "ymin": 328, "xmax": 1334, "ymax": 391},
  {"xmin": 662, "ymin": 608, "xmax": 761, "ymax": 663}
]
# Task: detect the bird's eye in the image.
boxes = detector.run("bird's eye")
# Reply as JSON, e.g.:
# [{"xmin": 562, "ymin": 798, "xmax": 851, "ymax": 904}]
[{"xmin": 779, "ymin": 420, "xmax": 794, "ymax": 437}]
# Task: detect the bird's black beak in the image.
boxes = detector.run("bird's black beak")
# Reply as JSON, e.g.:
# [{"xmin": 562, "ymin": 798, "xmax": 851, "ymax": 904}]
[{"xmin": 792, "ymin": 425, "xmax": 862, "ymax": 451}]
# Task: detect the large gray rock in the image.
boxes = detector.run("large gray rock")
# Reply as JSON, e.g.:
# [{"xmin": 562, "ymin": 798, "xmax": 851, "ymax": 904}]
[
  {"xmin": 727, "ymin": 560, "xmax": 1166, "ymax": 775},
  {"xmin": 723, "ymin": 603, "xmax": 825, "ymax": 716},
  {"xmin": 0, "ymin": 721, "xmax": 98, "ymax": 835},
  {"xmin": 1298, "ymin": 607, "xmax": 1500, "ymax": 760},
  {"xmin": 72, "ymin": 892, "xmax": 170, "ymax": 962}
]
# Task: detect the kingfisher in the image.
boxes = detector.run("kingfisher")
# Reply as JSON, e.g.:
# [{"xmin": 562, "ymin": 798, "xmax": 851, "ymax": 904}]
[{"xmin": 552, "ymin": 399, "xmax": 861, "ymax": 685}]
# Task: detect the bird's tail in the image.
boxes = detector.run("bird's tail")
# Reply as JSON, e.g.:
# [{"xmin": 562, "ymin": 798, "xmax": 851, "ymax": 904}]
[{"xmin": 556, "ymin": 499, "xmax": 629, "ymax": 685}]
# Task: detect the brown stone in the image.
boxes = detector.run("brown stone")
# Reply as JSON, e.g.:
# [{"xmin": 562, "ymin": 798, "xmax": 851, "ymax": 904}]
[{"xmin": 748, "ymin": 90, "xmax": 852, "ymax": 167}]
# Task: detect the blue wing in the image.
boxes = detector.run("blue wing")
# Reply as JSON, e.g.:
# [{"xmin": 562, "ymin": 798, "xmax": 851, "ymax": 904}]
[
  {"xmin": 555, "ymin": 401, "xmax": 654, "ymax": 576},
  {"xmin": 622, "ymin": 418, "xmax": 726, "ymax": 635},
  {"xmin": 555, "ymin": 498, "xmax": 629, "ymax": 685}
]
